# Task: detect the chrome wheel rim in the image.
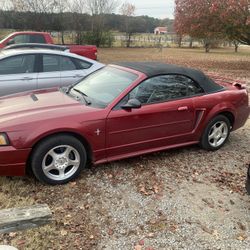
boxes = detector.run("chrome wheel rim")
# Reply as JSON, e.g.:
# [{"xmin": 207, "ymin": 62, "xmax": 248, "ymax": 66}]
[
  {"xmin": 42, "ymin": 145, "xmax": 80, "ymax": 181},
  {"xmin": 208, "ymin": 121, "xmax": 228, "ymax": 148}
]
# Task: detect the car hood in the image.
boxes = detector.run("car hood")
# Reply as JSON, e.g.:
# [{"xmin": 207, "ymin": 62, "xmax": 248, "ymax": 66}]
[{"xmin": 0, "ymin": 89, "xmax": 94, "ymax": 129}]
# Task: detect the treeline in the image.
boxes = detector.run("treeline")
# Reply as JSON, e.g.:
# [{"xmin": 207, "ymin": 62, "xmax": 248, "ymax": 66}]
[{"xmin": 0, "ymin": 10, "xmax": 173, "ymax": 46}]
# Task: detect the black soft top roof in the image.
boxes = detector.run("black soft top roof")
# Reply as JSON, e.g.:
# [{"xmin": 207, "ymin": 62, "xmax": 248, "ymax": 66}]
[{"xmin": 115, "ymin": 62, "xmax": 223, "ymax": 93}]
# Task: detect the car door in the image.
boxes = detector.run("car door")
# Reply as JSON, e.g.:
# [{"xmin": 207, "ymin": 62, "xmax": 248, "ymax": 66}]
[
  {"xmin": 106, "ymin": 74, "xmax": 204, "ymax": 159},
  {"xmin": 0, "ymin": 54, "xmax": 38, "ymax": 97},
  {"xmin": 60, "ymin": 56, "xmax": 90, "ymax": 86},
  {"xmin": 37, "ymin": 54, "xmax": 62, "ymax": 89}
]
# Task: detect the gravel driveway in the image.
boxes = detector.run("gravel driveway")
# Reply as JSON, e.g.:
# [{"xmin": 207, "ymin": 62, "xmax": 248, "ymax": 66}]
[{"xmin": 77, "ymin": 120, "xmax": 250, "ymax": 250}]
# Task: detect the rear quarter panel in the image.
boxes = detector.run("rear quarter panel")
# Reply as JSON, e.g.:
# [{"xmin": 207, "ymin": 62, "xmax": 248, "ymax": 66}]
[
  {"xmin": 69, "ymin": 45, "xmax": 97, "ymax": 60},
  {"xmin": 193, "ymin": 89, "xmax": 249, "ymax": 139}
]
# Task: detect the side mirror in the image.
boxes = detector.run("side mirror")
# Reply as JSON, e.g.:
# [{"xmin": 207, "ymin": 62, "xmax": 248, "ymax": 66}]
[
  {"xmin": 122, "ymin": 99, "xmax": 141, "ymax": 110},
  {"xmin": 6, "ymin": 39, "xmax": 15, "ymax": 46}
]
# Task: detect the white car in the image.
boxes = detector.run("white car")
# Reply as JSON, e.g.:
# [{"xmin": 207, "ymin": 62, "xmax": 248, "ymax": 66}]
[{"xmin": 0, "ymin": 48, "xmax": 104, "ymax": 97}]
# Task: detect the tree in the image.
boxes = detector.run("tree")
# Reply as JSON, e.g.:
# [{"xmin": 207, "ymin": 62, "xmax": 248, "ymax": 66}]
[
  {"xmin": 84, "ymin": 0, "xmax": 118, "ymax": 47},
  {"xmin": 9, "ymin": 0, "xmax": 67, "ymax": 31},
  {"xmin": 120, "ymin": 2, "xmax": 135, "ymax": 48},
  {"xmin": 120, "ymin": 2, "xmax": 136, "ymax": 47},
  {"xmin": 53, "ymin": 0, "xmax": 69, "ymax": 44},
  {"xmin": 0, "ymin": 0, "xmax": 12, "ymax": 10},
  {"xmin": 174, "ymin": 0, "xmax": 225, "ymax": 52},
  {"xmin": 218, "ymin": 0, "xmax": 250, "ymax": 46},
  {"xmin": 70, "ymin": 0, "xmax": 88, "ymax": 44},
  {"xmin": 10, "ymin": 0, "xmax": 59, "ymax": 13},
  {"xmin": 174, "ymin": 0, "xmax": 250, "ymax": 52}
]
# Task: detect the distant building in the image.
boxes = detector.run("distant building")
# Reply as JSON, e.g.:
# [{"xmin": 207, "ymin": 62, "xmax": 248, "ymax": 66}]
[{"xmin": 154, "ymin": 27, "xmax": 168, "ymax": 35}]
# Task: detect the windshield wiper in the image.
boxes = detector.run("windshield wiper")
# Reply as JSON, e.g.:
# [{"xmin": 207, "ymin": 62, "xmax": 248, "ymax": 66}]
[
  {"xmin": 64, "ymin": 76, "xmax": 87, "ymax": 94},
  {"xmin": 72, "ymin": 88, "xmax": 92, "ymax": 105}
]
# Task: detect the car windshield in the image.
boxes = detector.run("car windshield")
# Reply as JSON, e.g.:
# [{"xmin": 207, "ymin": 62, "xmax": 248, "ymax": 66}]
[{"xmin": 72, "ymin": 66, "xmax": 138, "ymax": 108}]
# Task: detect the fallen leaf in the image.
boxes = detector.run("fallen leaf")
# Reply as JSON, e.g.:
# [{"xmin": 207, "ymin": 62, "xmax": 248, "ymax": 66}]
[
  {"xmin": 108, "ymin": 228, "xmax": 114, "ymax": 235},
  {"xmin": 202, "ymin": 198, "xmax": 215, "ymax": 208},
  {"xmin": 237, "ymin": 234, "xmax": 247, "ymax": 241},
  {"xmin": 9, "ymin": 232, "xmax": 17, "ymax": 237},
  {"xmin": 147, "ymin": 232, "xmax": 155, "ymax": 238},
  {"xmin": 70, "ymin": 181, "xmax": 77, "ymax": 186},
  {"xmin": 200, "ymin": 225, "xmax": 213, "ymax": 234},
  {"xmin": 138, "ymin": 239, "xmax": 144, "ymax": 245},
  {"xmin": 60, "ymin": 229, "xmax": 68, "ymax": 236},
  {"xmin": 134, "ymin": 245, "xmax": 142, "ymax": 250},
  {"xmin": 212, "ymin": 230, "xmax": 219, "ymax": 239},
  {"xmin": 139, "ymin": 185, "xmax": 149, "ymax": 195},
  {"xmin": 230, "ymin": 200, "xmax": 235, "ymax": 205},
  {"xmin": 169, "ymin": 224, "xmax": 178, "ymax": 232},
  {"xmin": 17, "ymin": 240, "xmax": 26, "ymax": 245},
  {"xmin": 153, "ymin": 184, "xmax": 159, "ymax": 194},
  {"xmin": 237, "ymin": 222, "xmax": 246, "ymax": 231}
]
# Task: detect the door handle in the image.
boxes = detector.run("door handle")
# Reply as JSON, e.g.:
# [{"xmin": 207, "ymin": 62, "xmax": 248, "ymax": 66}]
[
  {"xmin": 178, "ymin": 106, "xmax": 188, "ymax": 111},
  {"xmin": 21, "ymin": 77, "xmax": 33, "ymax": 81}
]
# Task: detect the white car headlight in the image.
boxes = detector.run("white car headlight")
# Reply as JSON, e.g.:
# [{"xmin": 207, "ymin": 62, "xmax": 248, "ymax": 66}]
[{"xmin": 0, "ymin": 133, "xmax": 9, "ymax": 146}]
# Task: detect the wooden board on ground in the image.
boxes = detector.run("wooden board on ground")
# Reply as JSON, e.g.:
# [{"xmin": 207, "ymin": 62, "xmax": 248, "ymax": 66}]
[{"xmin": 0, "ymin": 204, "xmax": 52, "ymax": 234}]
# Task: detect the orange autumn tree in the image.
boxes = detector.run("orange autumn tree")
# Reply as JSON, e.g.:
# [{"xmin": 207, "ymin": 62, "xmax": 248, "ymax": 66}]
[
  {"xmin": 219, "ymin": 0, "xmax": 250, "ymax": 47},
  {"xmin": 174, "ymin": 0, "xmax": 250, "ymax": 52}
]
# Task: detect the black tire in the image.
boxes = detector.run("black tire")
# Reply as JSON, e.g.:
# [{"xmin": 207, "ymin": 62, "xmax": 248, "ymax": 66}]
[
  {"xmin": 246, "ymin": 165, "xmax": 250, "ymax": 195},
  {"xmin": 200, "ymin": 115, "xmax": 231, "ymax": 151},
  {"xmin": 31, "ymin": 134, "xmax": 87, "ymax": 185}
]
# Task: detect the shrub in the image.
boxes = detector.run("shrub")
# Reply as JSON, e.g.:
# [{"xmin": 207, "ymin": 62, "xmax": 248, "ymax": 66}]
[{"xmin": 82, "ymin": 31, "xmax": 114, "ymax": 47}]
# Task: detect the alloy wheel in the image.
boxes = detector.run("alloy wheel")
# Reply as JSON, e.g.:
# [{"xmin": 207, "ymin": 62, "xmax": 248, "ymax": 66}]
[
  {"xmin": 42, "ymin": 145, "xmax": 80, "ymax": 181},
  {"xmin": 208, "ymin": 121, "xmax": 229, "ymax": 148}
]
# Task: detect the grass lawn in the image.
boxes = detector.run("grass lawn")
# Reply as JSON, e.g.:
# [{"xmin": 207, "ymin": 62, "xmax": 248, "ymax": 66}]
[{"xmin": 99, "ymin": 47, "xmax": 250, "ymax": 81}]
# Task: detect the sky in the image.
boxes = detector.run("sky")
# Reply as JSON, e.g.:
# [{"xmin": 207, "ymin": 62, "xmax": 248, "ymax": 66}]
[
  {"xmin": 0, "ymin": 0, "xmax": 176, "ymax": 19},
  {"xmin": 126, "ymin": 0, "xmax": 175, "ymax": 19}
]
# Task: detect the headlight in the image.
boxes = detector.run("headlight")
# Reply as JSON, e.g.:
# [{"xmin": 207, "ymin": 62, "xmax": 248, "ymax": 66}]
[{"xmin": 0, "ymin": 133, "xmax": 9, "ymax": 146}]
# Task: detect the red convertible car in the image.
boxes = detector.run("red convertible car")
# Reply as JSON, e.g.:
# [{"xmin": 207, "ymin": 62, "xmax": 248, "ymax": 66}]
[{"xmin": 0, "ymin": 62, "xmax": 249, "ymax": 185}]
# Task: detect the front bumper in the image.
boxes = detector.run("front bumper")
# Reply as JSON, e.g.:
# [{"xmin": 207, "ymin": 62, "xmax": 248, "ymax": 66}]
[
  {"xmin": 0, "ymin": 146, "xmax": 31, "ymax": 176},
  {"xmin": 246, "ymin": 165, "xmax": 250, "ymax": 195}
]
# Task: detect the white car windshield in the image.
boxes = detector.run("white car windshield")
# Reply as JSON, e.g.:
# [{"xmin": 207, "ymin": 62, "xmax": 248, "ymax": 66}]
[{"xmin": 72, "ymin": 66, "xmax": 138, "ymax": 108}]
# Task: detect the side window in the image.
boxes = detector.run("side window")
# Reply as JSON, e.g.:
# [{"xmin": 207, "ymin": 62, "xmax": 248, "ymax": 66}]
[
  {"xmin": 126, "ymin": 75, "xmax": 203, "ymax": 105},
  {"xmin": 43, "ymin": 55, "xmax": 60, "ymax": 72},
  {"xmin": 0, "ymin": 55, "xmax": 35, "ymax": 75},
  {"xmin": 13, "ymin": 35, "xmax": 30, "ymax": 44},
  {"xmin": 30, "ymin": 35, "xmax": 46, "ymax": 43},
  {"xmin": 60, "ymin": 56, "xmax": 77, "ymax": 71},
  {"xmin": 76, "ymin": 59, "xmax": 92, "ymax": 69},
  {"xmin": 186, "ymin": 77, "xmax": 204, "ymax": 95}
]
